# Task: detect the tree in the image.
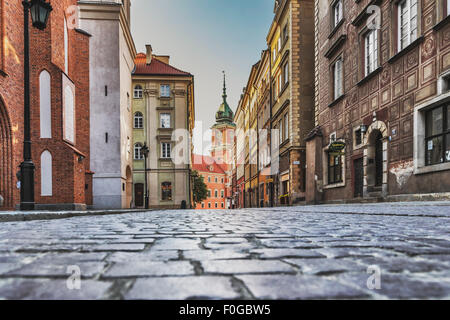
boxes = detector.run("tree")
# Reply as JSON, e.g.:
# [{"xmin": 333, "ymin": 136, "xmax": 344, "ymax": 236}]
[{"xmin": 192, "ymin": 170, "xmax": 208, "ymax": 206}]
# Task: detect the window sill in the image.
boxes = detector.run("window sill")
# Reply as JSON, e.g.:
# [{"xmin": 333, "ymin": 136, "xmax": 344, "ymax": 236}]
[
  {"xmin": 328, "ymin": 94, "xmax": 346, "ymax": 108},
  {"xmin": 414, "ymin": 162, "xmax": 450, "ymax": 175},
  {"xmin": 356, "ymin": 67, "xmax": 382, "ymax": 86},
  {"xmin": 328, "ymin": 19, "xmax": 345, "ymax": 39},
  {"xmin": 387, "ymin": 36, "xmax": 424, "ymax": 65},
  {"xmin": 323, "ymin": 181, "xmax": 345, "ymax": 189},
  {"xmin": 433, "ymin": 15, "xmax": 450, "ymax": 31}
]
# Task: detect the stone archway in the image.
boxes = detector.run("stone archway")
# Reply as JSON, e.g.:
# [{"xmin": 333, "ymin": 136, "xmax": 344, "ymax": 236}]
[
  {"xmin": 363, "ymin": 120, "xmax": 388, "ymax": 198},
  {"xmin": 0, "ymin": 97, "xmax": 13, "ymax": 209},
  {"xmin": 125, "ymin": 166, "xmax": 133, "ymax": 208}
]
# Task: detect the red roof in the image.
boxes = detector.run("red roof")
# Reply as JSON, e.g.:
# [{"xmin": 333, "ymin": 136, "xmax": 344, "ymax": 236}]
[
  {"xmin": 133, "ymin": 53, "xmax": 192, "ymax": 76},
  {"xmin": 192, "ymin": 154, "xmax": 226, "ymax": 174}
]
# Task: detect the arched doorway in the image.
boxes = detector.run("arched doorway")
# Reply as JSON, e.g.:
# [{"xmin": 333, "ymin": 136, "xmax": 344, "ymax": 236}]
[
  {"xmin": 363, "ymin": 121, "xmax": 388, "ymax": 198},
  {"xmin": 0, "ymin": 98, "xmax": 13, "ymax": 209},
  {"xmin": 125, "ymin": 166, "xmax": 132, "ymax": 208}
]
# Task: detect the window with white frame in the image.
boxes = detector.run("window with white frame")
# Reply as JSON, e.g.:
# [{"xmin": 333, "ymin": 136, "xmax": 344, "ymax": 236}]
[
  {"xmin": 214, "ymin": 189, "xmax": 218, "ymax": 198},
  {"xmin": 134, "ymin": 143, "xmax": 143, "ymax": 160},
  {"xmin": 425, "ymin": 104, "xmax": 450, "ymax": 166},
  {"xmin": 333, "ymin": 58, "xmax": 343, "ymax": 100},
  {"xmin": 398, "ymin": 0, "xmax": 418, "ymax": 51},
  {"xmin": 447, "ymin": 0, "xmax": 450, "ymax": 16},
  {"xmin": 221, "ymin": 190, "xmax": 224, "ymax": 198},
  {"xmin": 160, "ymin": 113, "xmax": 171, "ymax": 128},
  {"xmin": 160, "ymin": 84, "xmax": 170, "ymax": 97},
  {"xmin": 134, "ymin": 85, "xmax": 143, "ymax": 99},
  {"xmin": 278, "ymin": 36, "xmax": 282, "ymax": 52},
  {"xmin": 332, "ymin": 0, "xmax": 343, "ymax": 28},
  {"xmin": 365, "ymin": 30, "xmax": 378, "ymax": 76},
  {"xmin": 161, "ymin": 142, "xmax": 171, "ymax": 159},
  {"xmin": 134, "ymin": 112, "xmax": 143, "ymax": 129}
]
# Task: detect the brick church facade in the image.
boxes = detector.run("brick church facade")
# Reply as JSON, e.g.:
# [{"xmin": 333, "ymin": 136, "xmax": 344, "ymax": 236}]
[
  {"xmin": 0, "ymin": 0, "xmax": 92, "ymax": 210},
  {"xmin": 306, "ymin": 0, "xmax": 450, "ymax": 203}
]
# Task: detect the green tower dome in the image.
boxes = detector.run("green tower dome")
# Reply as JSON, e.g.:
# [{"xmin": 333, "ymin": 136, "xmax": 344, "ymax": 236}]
[{"xmin": 215, "ymin": 71, "xmax": 234, "ymax": 124}]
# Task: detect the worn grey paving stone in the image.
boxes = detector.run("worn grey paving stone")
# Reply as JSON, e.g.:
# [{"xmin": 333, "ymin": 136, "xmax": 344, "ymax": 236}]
[
  {"xmin": 334, "ymin": 272, "xmax": 450, "ymax": 299},
  {"xmin": 126, "ymin": 276, "xmax": 240, "ymax": 300},
  {"xmin": 183, "ymin": 250, "xmax": 249, "ymax": 261},
  {"xmin": 151, "ymin": 238, "xmax": 200, "ymax": 250},
  {"xmin": 259, "ymin": 239, "xmax": 321, "ymax": 249},
  {"xmin": 34, "ymin": 252, "xmax": 108, "ymax": 264},
  {"xmin": 5, "ymin": 261, "xmax": 106, "ymax": 278},
  {"xmin": 236, "ymin": 275, "xmax": 369, "ymax": 299},
  {"xmin": 205, "ymin": 238, "xmax": 249, "ymax": 244},
  {"xmin": 104, "ymin": 261, "xmax": 195, "ymax": 277},
  {"xmin": 82, "ymin": 244, "xmax": 146, "ymax": 252},
  {"xmin": 284, "ymin": 258, "xmax": 365, "ymax": 275},
  {"xmin": 0, "ymin": 278, "xmax": 112, "ymax": 300},
  {"xmin": 107, "ymin": 251, "xmax": 179, "ymax": 263},
  {"xmin": 201, "ymin": 260, "xmax": 296, "ymax": 275},
  {"xmin": 252, "ymin": 249, "xmax": 326, "ymax": 259},
  {"xmin": 355, "ymin": 256, "xmax": 449, "ymax": 273},
  {"xmin": 203, "ymin": 243, "xmax": 256, "ymax": 250}
]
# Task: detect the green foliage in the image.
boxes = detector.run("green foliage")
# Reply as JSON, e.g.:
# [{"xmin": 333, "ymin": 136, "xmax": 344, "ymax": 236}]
[{"xmin": 192, "ymin": 170, "xmax": 208, "ymax": 205}]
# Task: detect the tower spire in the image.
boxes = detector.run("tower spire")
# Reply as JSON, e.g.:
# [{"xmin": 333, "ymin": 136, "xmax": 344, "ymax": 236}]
[{"xmin": 222, "ymin": 70, "xmax": 227, "ymax": 101}]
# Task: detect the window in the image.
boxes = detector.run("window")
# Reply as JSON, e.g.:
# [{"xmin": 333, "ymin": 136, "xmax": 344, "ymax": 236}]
[
  {"xmin": 39, "ymin": 70, "xmax": 51, "ymax": 138},
  {"xmin": 134, "ymin": 112, "xmax": 143, "ymax": 129},
  {"xmin": 283, "ymin": 62, "xmax": 289, "ymax": 86},
  {"xmin": 277, "ymin": 73, "xmax": 282, "ymax": 93},
  {"xmin": 221, "ymin": 203, "xmax": 224, "ymax": 208},
  {"xmin": 333, "ymin": 58, "xmax": 343, "ymax": 100},
  {"xmin": 273, "ymin": 48, "xmax": 276, "ymax": 62},
  {"xmin": 161, "ymin": 142, "xmax": 171, "ymax": 159},
  {"xmin": 215, "ymin": 177, "xmax": 218, "ymax": 183},
  {"xmin": 332, "ymin": 0, "xmax": 343, "ymax": 28},
  {"xmin": 207, "ymin": 189, "xmax": 211, "ymax": 197},
  {"xmin": 215, "ymin": 203, "xmax": 218, "ymax": 208},
  {"xmin": 161, "ymin": 182, "xmax": 172, "ymax": 201},
  {"xmin": 214, "ymin": 190, "xmax": 218, "ymax": 198},
  {"xmin": 160, "ymin": 85, "xmax": 170, "ymax": 97},
  {"xmin": 284, "ymin": 113, "xmax": 289, "ymax": 141},
  {"xmin": 41, "ymin": 151, "xmax": 52, "ymax": 196},
  {"xmin": 160, "ymin": 113, "xmax": 171, "ymax": 128},
  {"xmin": 278, "ymin": 37, "xmax": 282, "ymax": 52},
  {"xmin": 134, "ymin": 143, "xmax": 143, "ymax": 160},
  {"xmin": 134, "ymin": 85, "xmax": 143, "ymax": 99},
  {"xmin": 278, "ymin": 119, "xmax": 283, "ymax": 145},
  {"xmin": 208, "ymin": 203, "xmax": 211, "ymax": 208},
  {"xmin": 221, "ymin": 178, "xmax": 224, "ymax": 183},
  {"xmin": 425, "ymin": 104, "xmax": 450, "ymax": 166},
  {"xmin": 201, "ymin": 203, "xmax": 205, "ymax": 208},
  {"xmin": 364, "ymin": 30, "xmax": 378, "ymax": 76},
  {"xmin": 355, "ymin": 128, "xmax": 363, "ymax": 146},
  {"xmin": 282, "ymin": 24, "xmax": 288, "ymax": 43},
  {"xmin": 447, "ymin": 0, "xmax": 450, "ymax": 16},
  {"xmin": 64, "ymin": 84, "xmax": 75, "ymax": 143},
  {"xmin": 328, "ymin": 153, "xmax": 343, "ymax": 184},
  {"xmin": 221, "ymin": 190, "xmax": 224, "ymax": 198},
  {"xmin": 398, "ymin": 0, "xmax": 418, "ymax": 51},
  {"xmin": 208, "ymin": 176, "xmax": 211, "ymax": 183}
]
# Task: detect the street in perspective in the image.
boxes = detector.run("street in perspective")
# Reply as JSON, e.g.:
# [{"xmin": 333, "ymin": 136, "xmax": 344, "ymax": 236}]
[{"xmin": 1, "ymin": 0, "xmax": 450, "ymax": 304}]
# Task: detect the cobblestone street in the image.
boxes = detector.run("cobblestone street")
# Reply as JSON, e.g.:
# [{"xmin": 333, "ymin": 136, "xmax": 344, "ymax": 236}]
[{"xmin": 0, "ymin": 202, "xmax": 449, "ymax": 300}]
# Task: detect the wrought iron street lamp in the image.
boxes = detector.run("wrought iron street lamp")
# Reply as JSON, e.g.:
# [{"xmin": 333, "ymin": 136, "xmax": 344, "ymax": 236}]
[
  {"xmin": 141, "ymin": 143, "xmax": 150, "ymax": 210},
  {"xmin": 20, "ymin": 0, "xmax": 52, "ymax": 211}
]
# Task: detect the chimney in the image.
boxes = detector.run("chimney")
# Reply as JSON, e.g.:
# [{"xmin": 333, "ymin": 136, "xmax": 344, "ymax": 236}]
[{"xmin": 146, "ymin": 45, "xmax": 153, "ymax": 65}]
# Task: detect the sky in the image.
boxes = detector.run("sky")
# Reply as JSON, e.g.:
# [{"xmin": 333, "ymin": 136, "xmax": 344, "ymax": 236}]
[{"xmin": 131, "ymin": 0, "xmax": 274, "ymax": 154}]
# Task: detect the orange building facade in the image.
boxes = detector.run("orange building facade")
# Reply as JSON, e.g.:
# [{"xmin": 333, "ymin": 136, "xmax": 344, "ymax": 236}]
[{"xmin": 192, "ymin": 155, "xmax": 227, "ymax": 210}]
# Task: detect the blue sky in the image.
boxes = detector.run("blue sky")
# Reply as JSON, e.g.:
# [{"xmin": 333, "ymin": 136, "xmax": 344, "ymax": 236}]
[{"xmin": 131, "ymin": 0, "xmax": 274, "ymax": 140}]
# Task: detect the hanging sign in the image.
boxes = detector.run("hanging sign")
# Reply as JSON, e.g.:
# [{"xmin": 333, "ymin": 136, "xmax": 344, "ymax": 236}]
[{"xmin": 329, "ymin": 141, "xmax": 346, "ymax": 152}]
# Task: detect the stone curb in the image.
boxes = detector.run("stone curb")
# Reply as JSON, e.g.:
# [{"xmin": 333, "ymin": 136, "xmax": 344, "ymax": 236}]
[{"xmin": 0, "ymin": 209, "xmax": 152, "ymax": 223}]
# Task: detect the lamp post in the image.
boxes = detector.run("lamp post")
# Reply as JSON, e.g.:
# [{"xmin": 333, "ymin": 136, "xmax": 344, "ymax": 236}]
[
  {"xmin": 20, "ymin": 0, "xmax": 52, "ymax": 211},
  {"xmin": 141, "ymin": 143, "xmax": 149, "ymax": 209}
]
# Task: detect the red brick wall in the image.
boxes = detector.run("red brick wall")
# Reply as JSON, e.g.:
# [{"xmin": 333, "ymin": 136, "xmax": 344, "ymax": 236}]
[
  {"xmin": 0, "ymin": 0, "xmax": 91, "ymax": 209},
  {"xmin": 194, "ymin": 171, "xmax": 227, "ymax": 209}
]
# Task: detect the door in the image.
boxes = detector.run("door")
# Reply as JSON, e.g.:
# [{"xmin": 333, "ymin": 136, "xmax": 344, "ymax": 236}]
[
  {"xmin": 375, "ymin": 132, "xmax": 383, "ymax": 187},
  {"xmin": 134, "ymin": 183, "xmax": 144, "ymax": 207},
  {"xmin": 354, "ymin": 158, "xmax": 364, "ymax": 198}
]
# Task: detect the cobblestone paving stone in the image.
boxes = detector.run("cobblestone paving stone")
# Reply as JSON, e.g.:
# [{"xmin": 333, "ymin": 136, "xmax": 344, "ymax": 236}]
[{"xmin": 0, "ymin": 202, "xmax": 449, "ymax": 300}]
